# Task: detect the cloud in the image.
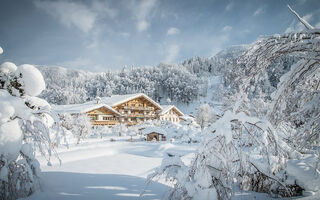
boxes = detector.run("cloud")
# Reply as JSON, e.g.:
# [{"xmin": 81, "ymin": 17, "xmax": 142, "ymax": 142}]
[
  {"xmin": 137, "ymin": 20, "xmax": 149, "ymax": 32},
  {"xmin": 225, "ymin": 2, "xmax": 234, "ymax": 11},
  {"xmin": 297, "ymin": 0, "xmax": 307, "ymax": 5},
  {"xmin": 91, "ymin": 1, "xmax": 118, "ymax": 19},
  {"xmin": 34, "ymin": 0, "xmax": 96, "ymax": 33},
  {"xmin": 165, "ymin": 44, "xmax": 180, "ymax": 63},
  {"xmin": 120, "ymin": 32, "xmax": 131, "ymax": 38},
  {"xmin": 222, "ymin": 25, "xmax": 232, "ymax": 32},
  {"xmin": 253, "ymin": 7, "xmax": 265, "ymax": 16},
  {"xmin": 167, "ymin": 27, "xmax": 180, "ymax": 36},
  {"xmin": 209, "ymin": 33, "xmax": 230, "ymax": 56},
  {"xmin": 128, "ymin": 0, "xmax": 157, "ymax": 32},
  {"xmin": 285, "ymin": 14, "xmax": 313, "ymax": 33},
  {"xmin": 60, "ymin": 57, "xmax": 105, "ymax": 72},
  {"xmin": 60, "ymin": 57, "xmax": 92, "ymax": 69}
]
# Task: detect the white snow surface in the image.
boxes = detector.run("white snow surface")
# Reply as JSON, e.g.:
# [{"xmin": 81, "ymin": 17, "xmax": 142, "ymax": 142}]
[
  {"xmin": 18, "ymin": 134, "xmax": 319, "ymax": 200},
  {"xmin": 23, "ymin": 138, "xmax": 197, "ymax": 200},
  {"xmin": 90, "ymin": 93, "xmax": 162, "ymax": 109},
  {"xmin": 53, "ymin": 103, "xmax": 120, "ymax": 115},
  {"xmin": 286, "ymin": 154, "xmax": 320, "ymax": 192},
  {"xmin": 16, "ymin": 64, "xmax": 46, "ymax": 96}
]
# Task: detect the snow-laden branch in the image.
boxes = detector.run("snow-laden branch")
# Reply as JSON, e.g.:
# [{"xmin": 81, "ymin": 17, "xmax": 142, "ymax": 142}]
[{"xmin": 287, "ymin": 5, "xmax": 314, "ymax": 30}]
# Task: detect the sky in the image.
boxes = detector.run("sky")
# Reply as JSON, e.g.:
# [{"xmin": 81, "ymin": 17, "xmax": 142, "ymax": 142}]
[{"xmin": 0, "ymin": 0, "xmax": 319, "ymax": 72}]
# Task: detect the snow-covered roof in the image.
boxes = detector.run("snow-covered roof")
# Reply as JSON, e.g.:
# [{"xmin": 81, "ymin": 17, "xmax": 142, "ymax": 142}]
[
  {"xmin": 180, "ymin": 115, "xmax": 195, "ymax": 122},
  {"xmin": 96, "ymin": 93, "xmax": 162, "ymax": 109},
  {"xmin": 141, "ymin": 127, "xmax": 166, "ymax": 135},
  {"xmin": 53, "ymin": 103, "xmax": 121, "ymax": 116},
  {"xmin": 159, "ymin": 105, "xmax": 184, "ymax": 116}
]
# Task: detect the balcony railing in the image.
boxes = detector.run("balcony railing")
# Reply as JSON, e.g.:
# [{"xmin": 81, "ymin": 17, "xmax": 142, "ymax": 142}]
[
  {"xmin": 124, "ymin": 113, "xmax": 156, "ymax": 118},
  {"xmin": 91, "ymin": 120, "xmax": 119, "ymax": 125},
  {"xmin": 123, "ymin": 106, "xmax": 154, "ymax": 111}
]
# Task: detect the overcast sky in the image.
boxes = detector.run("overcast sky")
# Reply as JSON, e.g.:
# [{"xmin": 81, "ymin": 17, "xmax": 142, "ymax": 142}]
[{"xmin": 0, "ymin": 0, "xmax": 319, "ymax": 72}]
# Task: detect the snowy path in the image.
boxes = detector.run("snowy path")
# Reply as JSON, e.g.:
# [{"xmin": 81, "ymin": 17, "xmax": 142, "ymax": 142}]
[{"xmin": 23, "ymin": 140, "xmax": 197, "ymax": 200}]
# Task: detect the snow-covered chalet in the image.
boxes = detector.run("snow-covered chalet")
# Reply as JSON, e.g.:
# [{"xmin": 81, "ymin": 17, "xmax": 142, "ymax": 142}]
[{"xmin": 54, "ymin": 93, "xmax": 184, "ymax": 126}]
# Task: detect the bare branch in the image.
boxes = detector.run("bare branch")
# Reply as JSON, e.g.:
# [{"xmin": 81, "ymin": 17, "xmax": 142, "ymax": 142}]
[{"xmin": 287, "ymin": 5, "xmax": 314, "ymax": 30}]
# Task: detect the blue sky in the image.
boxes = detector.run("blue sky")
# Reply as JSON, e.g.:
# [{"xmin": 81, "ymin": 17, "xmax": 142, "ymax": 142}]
[{"xmin": 0, "ymin": 0, "xmax": 319, "ymax": 72}]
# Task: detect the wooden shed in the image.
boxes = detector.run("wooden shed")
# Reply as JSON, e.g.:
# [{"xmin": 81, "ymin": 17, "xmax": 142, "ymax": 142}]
[{"xmin": 141, "ymin": 127, "xmax": 166, "ymax": 141}]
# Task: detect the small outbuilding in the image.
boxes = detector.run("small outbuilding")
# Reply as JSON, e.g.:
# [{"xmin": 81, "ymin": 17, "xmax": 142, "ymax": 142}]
[{"xmin": 141, "ymin": 127, "xmax": 166, "ymax": 141}]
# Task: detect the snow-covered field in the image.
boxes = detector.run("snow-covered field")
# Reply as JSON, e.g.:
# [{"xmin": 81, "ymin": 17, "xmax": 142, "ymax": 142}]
[
  {"xmin": 16, "ymin": 136, "xmax": 320, "ymax": 200},
  {"xmin": 22, "ymin": 138, "xmax": 197, "ymax": 200}
]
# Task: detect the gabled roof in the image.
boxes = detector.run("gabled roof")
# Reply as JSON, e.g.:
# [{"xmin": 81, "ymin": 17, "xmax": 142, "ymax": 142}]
[
  {"xmin": 141, "ymin": 127, "xmax": 166, "ymax": 135},
  {"xmin": 180, "ymin": 115, "xmax": 195, "ymax": 121},
  {"xmin": 96, "ymin": 93, "xmax": 162, "ymax": 109},
  {"xmin": 53, "ymin": 103, "xmax": 121, "ymax": 116},
  {"xmin": 159, "ymin": 105, "xmax": 184, "ymax": 116}
]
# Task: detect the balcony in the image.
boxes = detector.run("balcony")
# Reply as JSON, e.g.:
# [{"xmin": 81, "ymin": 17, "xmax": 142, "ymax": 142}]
[
  {"xmin": 91, "ymin": 120, "xmax": 119, "ymax": 126},
  {"xmin": 123, "ymin": 106, "xmax": 154, "ymax": 111},
  {"xmin": 125, "ymin": 113, "xmax": 146, "ymax": 118}
]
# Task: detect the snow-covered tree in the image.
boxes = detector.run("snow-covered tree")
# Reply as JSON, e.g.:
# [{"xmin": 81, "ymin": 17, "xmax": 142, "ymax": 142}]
[
  {"xmin": 148, "ymin": 6, "xmax": 319, "ymax": 199},
  {"xmin": 59, "ymin": 113, "xmax": 92, "ymax": 144},
  {"xmin": 166, "ymin": 97, "xmax": 171, "ymax": 105},
  {"xmin": 149, "ymin": 111, "xmax": 301, "ymax": 199},
  {"xmin": 73, "ymin": 114, "xmax": 92, "ymax": 144},
  {"xmin": 196, "ymin": 104, "xmax": 212, "ymax": 130},
  {"xmin": 37, "ymin": 62, "xmax": 205, "ymax": 105},
  {"xmin": 237, "ymin": 30, "xmax": 320, "ymax": 152},
  {"xmin": 0, "ymin": 50, "xmax": 64, "ymax": 199}
]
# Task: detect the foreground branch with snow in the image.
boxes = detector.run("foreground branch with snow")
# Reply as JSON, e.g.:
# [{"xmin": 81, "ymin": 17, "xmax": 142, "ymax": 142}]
[{"xmin": 0, "ymin": 52, "xmax": 65, "ymax": 199}]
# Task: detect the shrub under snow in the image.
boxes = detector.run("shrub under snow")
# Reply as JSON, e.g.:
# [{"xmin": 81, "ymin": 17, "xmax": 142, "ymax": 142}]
[
  {"xmin": 148, "ymin": 28, "xmax": 320, "ymax": 199},
  {"xmin": 15, "ymin": 64, "xmax": 46, "ymax": 96},
  {"xmin": 59, "ymin": 113, "xmax": 92, "ymax": 144},
  {"xmin": 149, "ymin": 111, "xmax": 303, "ymax": 199},
  {"xmin": 0, "ymin": 54, "xmax": 64, "ymax": 199}
]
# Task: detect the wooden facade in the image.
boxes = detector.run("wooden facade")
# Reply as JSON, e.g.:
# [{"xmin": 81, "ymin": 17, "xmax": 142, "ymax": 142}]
[
  {"xmin": 112, "ymin": 96, "xmax": 161, "ymax": 126},
  {"xmin": 159, "ymin": 105, "xmax": 184, "ymax": 124},
  {"xmin": 56, "ymin": 93, "xmax": 184, "ymax": 127},
  {"xmin": 87, "ymin": 107, "xmax": 120, "ymax": 126},
  {"xmin": 146, "ymin": 132, "xmax": 166, "ymax": 141}
]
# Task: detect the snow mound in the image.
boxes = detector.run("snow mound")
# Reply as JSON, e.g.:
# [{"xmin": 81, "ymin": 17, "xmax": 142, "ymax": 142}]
[
  {"xmin": 286, "ymin": 155, "xmax": 320, "ymax": 192},
  {"xmin": 193, "ymin": 188, "xmax": 218, "ymax": 200},
  {"xmin": 0, "ymin": 90, "xmax": 31, "ymax": 120},
  {"xmin": 16, "ymin": 64, "xmax": 46, "ymax": 96},
  {"xmin": 0, "ymin": 62, "xmax": 17, "ymax": 73},
  {"xmin": 0, "ymin": 119, "xmax": 22, "ymax": 162},
  {"xmin": 24, "ymin": 96, "xmax": 51, "ymax": 110},
  {"xmin": 0, "ymin": 101, "xmax": 15, "ymax": 124}
]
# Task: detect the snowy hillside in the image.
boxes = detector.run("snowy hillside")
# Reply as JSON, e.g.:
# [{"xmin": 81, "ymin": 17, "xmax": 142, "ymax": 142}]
[
  {"xmin": 37, "ymin": 43, "xmax": 296, "ymax": 117},
  {"xmin": 37, "ymin": 63, "xmax": 207, "ymax": 106}
]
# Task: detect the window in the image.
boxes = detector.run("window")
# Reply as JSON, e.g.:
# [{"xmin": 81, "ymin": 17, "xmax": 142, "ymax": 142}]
[{"xmin": 103, "ymin": 117, "xmax": 114, "ymax": 121}]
